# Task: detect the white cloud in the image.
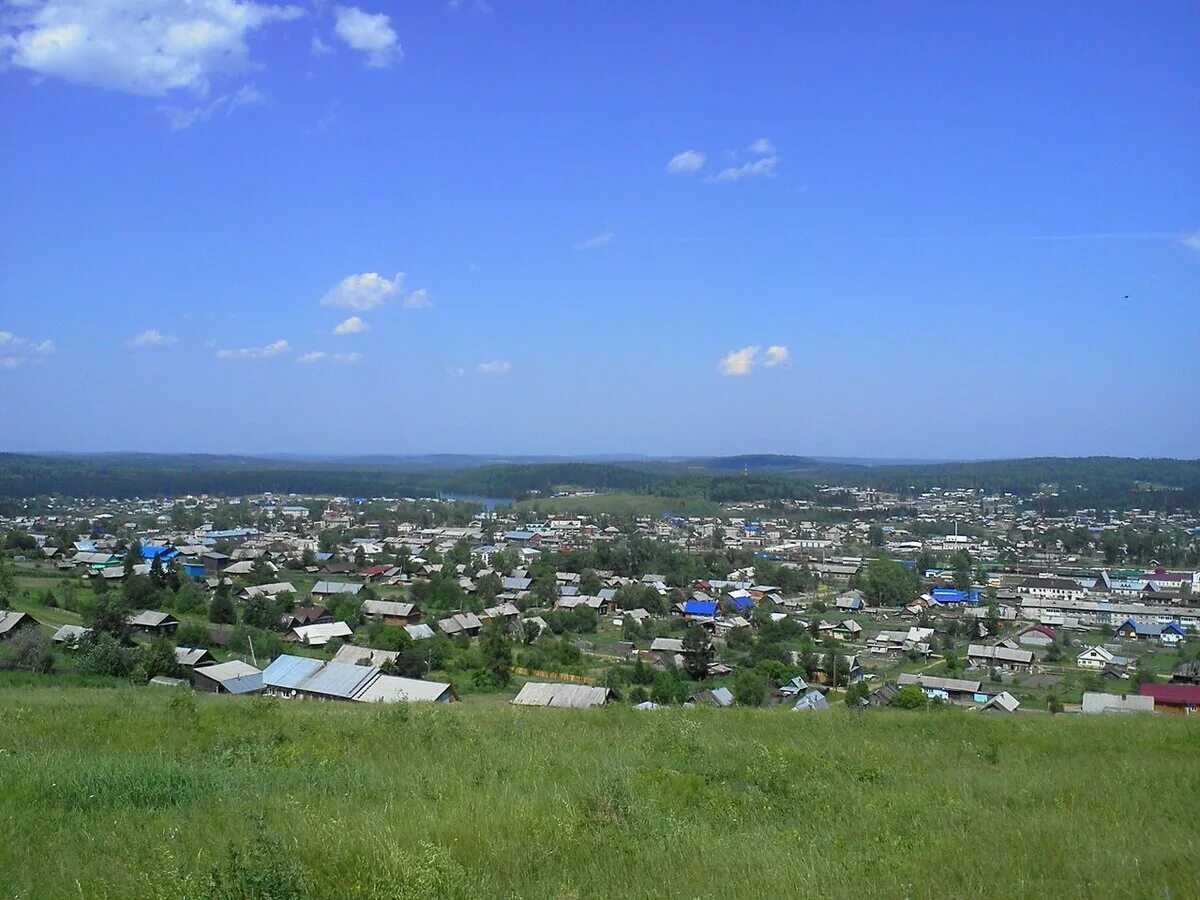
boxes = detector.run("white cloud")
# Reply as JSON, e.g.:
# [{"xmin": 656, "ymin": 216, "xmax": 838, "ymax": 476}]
[
  {"xmin": 1, "ymin": 0, "xmax": 304, "ymax": 97},
  {"xmin": 0, "ymin": 330, "xmax": 55, "ymax": 368},
  {"xmin": 297, "ymin": 350, "xmax": 361, "ymax": 364},
  {"xmin": 748, "ymin": 137, "xmax": 775, "ymax": 156},
  {"xmin": 334, "ymin": 6, "xmax": 400, "ymax": 68},
  {"xmin": 667, "ymin": 150, "xmax": 705, "ymax": 175},
  {"xmin": 215, "ymin": 339, "xmax": 290, "ymax": 360},
  {"xmin": 310, "ymin": 34, "xmax": 332, "ymax": 55},
  {"xmin": 1181, "ymin": 231, "xmax": 1200, "ymax": 253},
  {"xmin": 158, "ymin": 83, "xmax": 265, "ymax": 130},
  {"xmin": 446, "ymin": 366, "xmax": 466, "ymax": 376},
  {"xmin": 718, "ymin": 346, "xmax": 758, "ymax": 376},
  {"xmin": 332, "ymin": 315, "xmax": 370, "ymax": 335},
  {"xmin": 763, "ymin": 345, "xmax": 789, "ymax": 367},
  {"xmin": 128, "ymin": 329, "xmax": 177, "ymax": 347},
  {"xmin": 714, "ymin": 156, "xmax": 778, "ymax": 182},
  {"xmin": 402, "ymin": 288, "xmax": 431, "ymax": 309},
  {"xmin": 320, "ymin": 272, "xmax": 403, "ymax": 310},
  {"xmin": 476, "ymin": 360, "xmax": 511, "ymax": 375},
  {"xmin": 573, "ymin": 232, "xmax": 613, "ymax": 251}
]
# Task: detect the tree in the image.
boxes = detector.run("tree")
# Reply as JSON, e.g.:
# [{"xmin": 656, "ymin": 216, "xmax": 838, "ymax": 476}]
[
  {"xmin": 732, "ymin": 669, "xmax": 768, "ymax": 707},
  {"xmin": 579, "ymin": 569, "xmax": 602, "ymax": 596},
  {"xmin": 149, "ymin": 553, "xmax": 166, "ymax": 588},
  {"xmin": 87, "ymin": 593, "xmax": 132, "ymax": 641},
  {"xmin": 209, "ymin": 591, "xmax": 237, "ymax": 625},
  {"xmin": 132, "ymin": 640, "xmax": 180, "ymax": 684},
  {"xmin": 0, "ymin": 557, "xmax": 16, "ymax": 609},
  {"xmin": 859, "ymin": 557, "xmax": 920, "ymax": 607},
  {"xmin": 480, "ymin": 619, "xmax": 513, "ymax": 685},
  {"xmin": 354, "ymin": 545, "xmax": 367, "ymax": 568},
  {"xmin": 681, "ymin": 625, "xmax": 711, "ymax": 680},
  {"xmin": 951, "ymin": 550, "xmax": 973, "ymax": 591},
  {"xmin": 868, "ymin": 524, "xmax": 886, "ymax": 548}
]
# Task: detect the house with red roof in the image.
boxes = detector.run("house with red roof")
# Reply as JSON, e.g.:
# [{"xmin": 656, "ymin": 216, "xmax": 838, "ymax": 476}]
[{"xmin": 1139, "ymin": 683, "xmax": 1200, "ymax": 715}]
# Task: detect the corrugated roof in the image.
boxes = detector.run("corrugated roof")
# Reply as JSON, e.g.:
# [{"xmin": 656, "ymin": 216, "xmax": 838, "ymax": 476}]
[
  {"xmin": 511, "ymin": 682, "xmax": 609, "ymax": 709},
  {"xmin": 355, "ymin": 675, "xmax": 454, "ymax": 703},
  {"xmin": 262, "ymin": 654, "xmax": 326, "ymax": 690},
  {"xmin": 299, "ymin": 660, "xmax": 378, "ymax": 699}
]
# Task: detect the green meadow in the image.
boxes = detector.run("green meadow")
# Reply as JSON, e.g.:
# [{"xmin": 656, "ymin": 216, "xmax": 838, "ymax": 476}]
[{"xmin": 1, "ymin": 681, "xmax": 1198, "ymax": 899}]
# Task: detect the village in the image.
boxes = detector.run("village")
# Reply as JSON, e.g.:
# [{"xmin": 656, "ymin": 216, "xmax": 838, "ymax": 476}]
[{"xmin": 1, "ymin": 484, "xmax": 1198, "ymax": 717}]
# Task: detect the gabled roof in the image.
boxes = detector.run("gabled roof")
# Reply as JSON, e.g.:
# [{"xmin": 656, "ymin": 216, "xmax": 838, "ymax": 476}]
[
  {"xmin": 683, "ymin": 599, "xmax": 718, "ymax": 616},
  {"xmin": 1140, "ymin": 683, "xmax": 1200, "ymax": 706},
  {"xmin": 311, "ymin": 580, "xmax": 363, "ymax": 595},
  {"xmin": 511, "ymin": 682, "xmax": 609, "ymax": 708},
  {"xmin": 128, "ymin": 610, "xmax": 178, "ymax": 628}
]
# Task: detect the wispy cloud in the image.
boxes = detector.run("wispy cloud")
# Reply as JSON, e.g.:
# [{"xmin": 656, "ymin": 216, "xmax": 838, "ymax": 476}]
[
  {"xmin": 334, "ymin": 6, "xmax": 401, "ymax": 68},
  {"xmin": 402, "ymin": 288, "xmax": 431, "ymax": 309},
  {"xmin": 667, "ymin": 150, "xmax": 705, "ymax": 175},
  {"xmin": 718, "ymin": 346, "xmax": 758, "ymax": 376},
  {"xmin": 127, "ymin": 329, "xmax": 177, "ymax": 347},
  {"xmin": 714, "ymin": 156, "xmax": 778, "ymax": 182},
  {"xmin": 297, "ymin": 350, "xmax": 362, "ymax": 364},
  {"xmin": 748, "ymin": 137, "xmax": 775, "ymax": 155},
  {"xmin": 159, "ymin": 84, "xmax": 265, "ymax": 131},
  {"xmin": 718, "ymin": 344, "xmax": 789, "ymax": 375},
  {"xmin": 1178, "ymin": 231, "xmax": 1200, "ymax": 252},
  {"xmin": 0, "ymin": 330, "xmax": 55, "ymax": 369},
  {"xmin": 573, "ymin": 232, "xmax": 613, "ymax": 251},
  {"xmin": 332, "ymin": 316, "xmax": 370, "ymax": 335},
  {"xmin": 215, "ymin": 339, "xmax": 290, "ymax": 360},
  {"xmin": 763, "ymin": 345, "xmax": 789, "ymax": 367},
  {"xmin": 476, "ymin": 361, "xmax": 511, "ymax": 375}
]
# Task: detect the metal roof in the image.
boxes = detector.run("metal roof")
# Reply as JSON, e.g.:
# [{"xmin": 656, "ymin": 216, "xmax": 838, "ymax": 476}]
[
  {"xmin": 299, "ymin": 660, "xmax": 378, "ymax": 699},
  {"xmin": 355, "ymin": 675, "xmax": 454, "ymax": 703},
  {"xmin": 262, "ymin": 654, "xmax": 326, "ymax": 690},
  {"xmin": 511, "ymin": 682, "xmax": 609, "ymax": 709}
]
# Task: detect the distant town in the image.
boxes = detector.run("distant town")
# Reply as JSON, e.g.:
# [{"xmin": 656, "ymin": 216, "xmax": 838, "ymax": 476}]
[{"xmin": 3, "ymin": 467, "xmax": 1198, "ymax": 717}]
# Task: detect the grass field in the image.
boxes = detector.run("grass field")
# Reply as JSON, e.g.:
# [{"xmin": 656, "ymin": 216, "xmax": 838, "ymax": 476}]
[{"xmin": 2, "ymin": 683, "xmax": 1198, "ymax": 898}]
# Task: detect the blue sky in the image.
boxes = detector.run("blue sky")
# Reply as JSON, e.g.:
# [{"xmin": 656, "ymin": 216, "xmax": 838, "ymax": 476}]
[{"xmin": 2, "ymin": 1, "xmax": 1197, "ymax": 459}]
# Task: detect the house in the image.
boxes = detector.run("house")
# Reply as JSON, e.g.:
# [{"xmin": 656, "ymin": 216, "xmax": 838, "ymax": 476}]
[
  {"xmin": 281, "ymin": 606, "xmax": 332, "ymax": 630},
  {"xmin": 0, "ymin": 611, "xmax": 40, "ymax": 641},
  {"xmin": 777, "ymin": 675, "xmax": 810, "ymax": 697},
  {"xmin": 191, "ymin": 660, "xmax": 264, "ymax": 695},
  {"xmin": 792, "ymin": 689, "xmax": 830, "ymax": 711},
  {"xmin": 897, "ymin": 673, "xmax": 982, "ymax": 703},
  {"xmin": 1017, "ymin": 624, "xmax": 1056, "ymax": 647},
  {"xmin": 1019, "ymin": 576, "xmax": 1087, "ymax": 603},
  {"xmin": 311, "ymin": 580, "xmax": 364, "ymax": 599},
  {"xmin": 52, "ymin": 624, "xmax": 91, "ymax": 645},
  {"xmin": 692, "ymin": 686, "xmax": 734, "ymax": 708},
  {"xmin": 1172, "ymin": 661, "xmax": 1200, "ymax": 685},
  {"xmin": 834, "ymin": 619, "xmax": 863, "ymax": 639},
  {"xmin": 437, "ymin": 612, "xmax": 483, "ymax": 638},
  {"xmin": 1139, "ymin": 683, "xmax": 1200, "ymax": 715},
  {"xmin": 332, "ymin": 644, "xmax": 399, "ymax": 667},
  {"xmin": 1076, "ymin": 645, "xmax": 1130, "ymax": 670},
  {"xmin": 967, "ymin": 643, "xmax": 1033, "ymax": 672},
  {"xmin": 355, "ymin": 674, "xmax": 456, "ymax": 704},
  {"xmin": 1114, "ymin": 618, "xmax": 1185, "ymax": 646},
  {"xmin": 980, "ymin": 691, "xmax": 1020, "ymax": 714},
  {"xmin": 1081, "ymin": 692, "xmax": 1154, "ymax": 714},
  {"xmin": 174, "ymin": 647, "xmax": 216, "ymax": 670},
  {"xmin": 262, "ymin": 654, "xmax": 454, "ymax": 704},
  {"xmin": 285, "ymin": 621, "xmax": 354, "ymax": 647},
  {"xmin": 929, "ymin": 587, "xmax": 979, "ymax": 606},
  {"xmin": 360, "ymin": 599, "xmax": 421, "ymax": 626},
  {"xmin": 835, "ymin": 590, "xmax": 867, "ymax": 612},
  {"xmin": 681, "ymin": 599, "xmax": 718, "ymax": 619},
  {"xmin": 511, "ymin": 682, "xmax": 610, "ymax": 709},
  {"xmin": 239, "ymin": 581, "xmax": 297, "ymax": 602},
  {"xmin": 128, "ymin": 610, "xmax": 179, "ymax": 638}
]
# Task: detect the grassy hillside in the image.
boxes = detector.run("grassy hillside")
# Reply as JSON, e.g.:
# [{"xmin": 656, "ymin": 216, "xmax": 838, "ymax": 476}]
[{"xmin": 2, "ymin": 683, "xmax": 1198, "ymax": 898}]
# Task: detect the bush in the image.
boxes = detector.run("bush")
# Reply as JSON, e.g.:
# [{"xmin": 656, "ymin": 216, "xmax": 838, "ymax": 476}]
[
  {"xmin": 889, "ymin": 684, "xmax": 927, "ymax": 709},
  {"xmin": 2, "ymin": 628, "xmax": 55, "ymax": 673}
]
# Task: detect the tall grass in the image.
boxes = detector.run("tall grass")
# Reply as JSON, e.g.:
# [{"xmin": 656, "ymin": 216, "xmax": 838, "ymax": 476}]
[{"xmin": 1, "ymin": 684, "xmax": 1198, "ymax": 898}]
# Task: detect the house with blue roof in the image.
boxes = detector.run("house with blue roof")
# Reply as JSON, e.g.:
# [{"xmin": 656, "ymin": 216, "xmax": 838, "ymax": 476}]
[
  {"xmin": 1115, "ymin": 618, "xmax": 1185, "ymax": 645},
  {"xmin": 929, "ymin": 587, "xmax": 980, "ymax": 606},
  {"xmin": 140, "ymin": 544, "xmax": 180, "ymax": 564},
  {"xmin": 682, "ymin": 599, "xmax": 718, "ymax": 618}
]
